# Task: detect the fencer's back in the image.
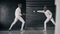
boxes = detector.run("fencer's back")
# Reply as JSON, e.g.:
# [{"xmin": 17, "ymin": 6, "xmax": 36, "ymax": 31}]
[{"xmin": 15, "ymin": 7, "xmax": 21, "ymax": 16}]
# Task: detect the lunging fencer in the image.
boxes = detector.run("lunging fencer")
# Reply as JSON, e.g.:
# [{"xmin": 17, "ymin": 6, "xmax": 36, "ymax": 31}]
[
  {"xmin": 33, "ymin": 6, "xmax": 56, "ymax": 31},
  {"xmin": 9, "ymin": 3, "xmax": 25, "ymax": 31}
]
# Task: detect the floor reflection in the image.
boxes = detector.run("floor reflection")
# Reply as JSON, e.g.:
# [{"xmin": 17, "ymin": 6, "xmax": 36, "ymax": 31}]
[{"xmin": 0, "ymin": 30, "xmax": 54, "ymax": 34}]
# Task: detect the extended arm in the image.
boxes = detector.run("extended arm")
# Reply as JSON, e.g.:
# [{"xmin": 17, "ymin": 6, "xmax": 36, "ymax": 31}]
[
  {"xmin": 37, "ymin": 10, "xmax": 45, "ymax": 13},
  {"xmin": 33, "ymin": 10, "xmax": 45, "ymax": 13}
]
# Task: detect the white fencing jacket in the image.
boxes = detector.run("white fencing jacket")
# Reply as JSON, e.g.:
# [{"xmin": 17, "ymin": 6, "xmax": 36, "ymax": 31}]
[
  {"xmin": 15, "ymin": 7, "xmax": 22, "ymax": 17},
  {"xmin": 37, "ymin": 10, "xmax": 52, "ymax": 18}
]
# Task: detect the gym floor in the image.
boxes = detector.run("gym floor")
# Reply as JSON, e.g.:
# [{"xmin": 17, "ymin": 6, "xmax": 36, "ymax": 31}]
[{"xmin": 0, "ymin": 27, "xmax": 55, "ymax": 34}]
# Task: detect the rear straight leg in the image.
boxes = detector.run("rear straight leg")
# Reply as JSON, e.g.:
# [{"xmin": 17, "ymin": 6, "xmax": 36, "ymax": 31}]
[
  {"xmin": 9, "ymin": 17, "xmax": 18, "ymax": 30},
  {"xmin": 50, "ymin": 18, "xmax": 56, "ymax": 25}
]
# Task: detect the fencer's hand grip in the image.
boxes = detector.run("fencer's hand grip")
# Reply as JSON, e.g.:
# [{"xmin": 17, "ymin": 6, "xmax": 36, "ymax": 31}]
[{"xmin": 20, "ymin": 14, "xmax": 22, "ymax": 16}]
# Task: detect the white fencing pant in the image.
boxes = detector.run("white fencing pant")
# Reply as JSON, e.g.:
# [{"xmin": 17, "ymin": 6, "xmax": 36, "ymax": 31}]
[
  {"xmin": 9, "ymin": 16, "xmax": 25, "ymax": 31},
  {"xmin": 44, "ymin": 17, "xmax": 56, "ymax": 31}
]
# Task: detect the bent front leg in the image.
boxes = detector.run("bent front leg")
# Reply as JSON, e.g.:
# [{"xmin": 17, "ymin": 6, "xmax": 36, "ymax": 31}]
[{"xmin": 44, "ymin": 18, "xmax": 50, "ymax": 31}]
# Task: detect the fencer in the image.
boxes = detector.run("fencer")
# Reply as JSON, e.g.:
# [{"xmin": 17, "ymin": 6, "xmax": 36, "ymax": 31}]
[
  {"xmin": 9, "ymin": 3, "xmax": 25, "ymax": 31},
  {"xmin": 33, "ymin": 6, "xmax": 56, "ymax": 31}
]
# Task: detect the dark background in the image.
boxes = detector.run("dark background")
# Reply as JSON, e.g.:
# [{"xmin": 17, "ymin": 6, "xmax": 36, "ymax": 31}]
[{"xmin": 0, "ymin": 0, "xmax": 56, "ymax": 30}]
